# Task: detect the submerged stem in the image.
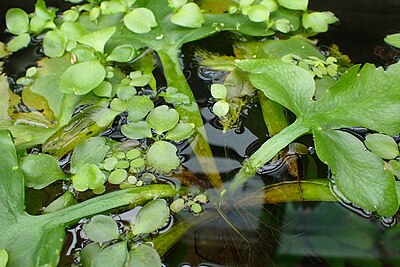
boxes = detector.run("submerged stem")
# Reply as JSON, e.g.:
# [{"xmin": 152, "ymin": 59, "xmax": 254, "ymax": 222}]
[
  {"xmin": 228, "ymin": 120, "xmax": 310, "ymax": 193},
  {"xmin": 157, "ymin": 49, "xmax": 223, "ymax": 189}
]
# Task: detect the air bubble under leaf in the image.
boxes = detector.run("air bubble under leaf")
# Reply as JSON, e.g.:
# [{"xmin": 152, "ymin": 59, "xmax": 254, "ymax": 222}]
[
  {"xmin": 147, "ymin": 141, "xmax": 180, "ymax": 173},
  {"xmin": 123, "ymin": 8, "xmax": 158, "ymax": 34},
  {"xmin": 60, "ymin": 60, "xmax": 106, "ymax": 95},
  {"xmin": 364, "ymin": 133, "xmax": 399, "ymax": 160},
  {"xmin": 5, "ymin": 8, "xmax": 29, "ymax": 35},
  {"xmin": 132, "ymin": 199, "xmax": 170, "ymax": 235},
  {"xmin": 146, "ymin": 105, "xmax": 179, "ymax": 134},
  {"xmin": 170, "ymin": 3, "xmax": 205, "ymax": 28}
]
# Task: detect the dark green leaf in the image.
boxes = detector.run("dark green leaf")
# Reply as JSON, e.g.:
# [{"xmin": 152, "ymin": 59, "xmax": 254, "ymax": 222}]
[
  {"xmin": 132, "ymin": 199, "xmax": 170, "ymax": 235},
  {"xmin": 70, "ymin": 137, "xmax": 110, "ymax": 174},
  {"xmin": 83, "ymin": 215, "xmax": 120, "ymax": 243},
  {"xmin": 20, "ymin": 154, "xmax": 66, "ymax": 189}
]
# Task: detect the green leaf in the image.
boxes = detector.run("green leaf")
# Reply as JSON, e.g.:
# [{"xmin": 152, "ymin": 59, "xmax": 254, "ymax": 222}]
[
  {"xmin": 277, "ymin": 0, "xmax": 308, "ymax": 11},
  {"xmin": 170, "ymin": 3, "xmax": 205, "ymax": 28},
  {"xmin": 70, "ymin": 137, "xmax": 110, "ymax": 174},
  {"xmin": 123, "ymin": 8, "xmax": 158, "ymax": 34},
  {"xmin": 92, "ymin": 241, "xmax": 128, "ymax": 267},
  {"xmin": 237, "ymin": 59, "xmax": 400, "ymax": 215},
  {"xmin": 93, "ymin": 81, "xmax": 113, "ymax": 97},
  {"xmin": 42, "ymin": 191, "xmax": 77, "ymax": 214},
  {"xmin": 100, "ymin": 0, "xmax": 127, "ymax": 15},
  {"xmin": 20, "ymin": 154, "xmax": 66, "ymax": 189},
  {"xmin": 107, "ymin": 44, "xmax": 137, "ymax": 62},
  {"xmin": 364, "ymin": 133, "xmax": 399, "ymax": 160},
  {"xmin": 385, "ymin": 33, "xmax": 400, "ymax": 49},
  {"xmin": 83, "ymin": 215, "xmax": 120, "ymax": 243},
  {"xmin": 302, "ymin": 11, "xmax": 338, "ymax": 33},
  {"xmin": 146, "ymin": 140, "xmax": 180, "ymax": 173},
  {"xmin": 247, "ymin": 5, "xmax": 270, "ymax": 23},
  {"xmin": 0, "ymin": 75, "xmax": 10, "ymax": 123},
  {"xmin": 60, "ymin": 60, "xmax": 106, "ymax": 95},
  {"xmin": 121, "ymin": 121, "xmax": 152, "ymax": 139},
  {"xmin": 389, "ymin": 160, "xmax": 400, "ymax": 177},
  {"xmin": 146, "ymin": 105, "xmax": 179, "ymax": 134},
  {"xmin": 160, "ymin": 87, "xmax": 191, "ymax": 105},
  {"xmin": 7, "ymin": 33, "xmax": 30, "ymax": 52},
  {"xmin": 132, "ymin": 199, "xmax": 170, "ymax": 235},
  {"xmin": 108, "ymin": 169, "xmax": 128, "ymax": 184},
  {"xmin": 5, "ymin": 8, "xmax": 29, "ymax": 35},
  {"xmin": 60, "ymin": 21, "xmax": 88, "ymax": 42},
  {"xmin": 117, "ymin": 85, "xmax": 137, "ymax": 101},
  {"xmin": 71, "ymin": 163, "xmax": 106, "ymax": 193},
  {"xmin": 168, "ymin": 0, "xmax": 187, "ymax": 10},
  {"xmin": 127, "ymin": 96, "xmax": 154, "ymax": 122},
  {"xmin": 77, "ymin": 27, "xmax": 116, "ymax": 53},
  {"xmin": 165, "ymin": 122, "xmax": 194, "ymax": 141},
  {"xmin": 80, "ymin": 242, "xmax": 101, "ymax": 267},
  {"xmin": 126, "ymin": 244, "xmax": 161, "ymax": 267},
  {"xmin": 43, "ymin": 29, "xmax": 67, "ymax": 57},
  {"xmin": 210, "ymin": 84, "xmax": 227, "ymax": 99},
  {"xmin": 0, "ymin": 249, "xmax": 8, "ymax": 267},
  {"xmin": 213, "ymin": 100, "xmax": 230, "ymax": 117}
]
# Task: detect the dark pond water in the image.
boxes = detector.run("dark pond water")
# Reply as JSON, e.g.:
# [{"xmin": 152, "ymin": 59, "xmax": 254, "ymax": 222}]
[{"xmin": 1, "ymin": 0, "xmax": 400, "ymax": 267}]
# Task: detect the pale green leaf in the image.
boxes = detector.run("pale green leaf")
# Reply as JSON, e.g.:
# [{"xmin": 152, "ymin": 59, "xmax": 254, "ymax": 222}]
[
  {"xmin": 132, "ymin": 199, "xmax": 170, "ymax": 235},
  {"xmin": 107, "ymin": 45, "xmax": 137, "ymax": 62},
  {"xmin": 165, "ymin": 122, "xmax": 194, "ymax": 141},
  {"xmin": 385, "ymin": 33, "xmax": 400, "ymax": 49},
  {"xmin": 93, "ymin": 81, "xmax": 113, "ymax": 97},
  {"xmin": 121, "ymin": 121, "xmax": 152, "ymax": 139},
  {"xmin": 210, "ymin": 84, "xmax": 227, "ymax": 99},
  {"xmin": 123, "ymin": 8, "xmax": 157, "ymax": 34},
  {"xmin": 0, "ymin": 249, "xmax": 8, "ymax": 267},
  {"xmin": 117, "ymin": 85, "xmax": 137, "ymax": 101},
  {"xmin": 160, "ymin": 87, "xmax": 191, "ymax": 105},
  {"xmin": 92, "ymin": 241, "xmax": 128, "ymax": 267},
  {"xmin": 7, "ymin": 33, "xmax": 30, "ymax": 52},
  {"xmin": 146, "ymin": 105, "xmax": 179, "ymax": 134},
  {"xmin": 70, "ymin": 137, "xmax": 110, "ymax": 174},
  {"xmin": 20, "ymin": 154, "xmax": 66, "ymax": 189},
  {"xmin": 5, "ymin": 8, "xmax": 29, "ymax": 35},
  {"xmin": 277, "ymin": 0, "xmax": 308, "ymax": 11},
  {"xmin": 42, "ymin": 191, "xmax": 77, "ymax": 214},
  {"xmin": 212, "ymin": 100, "xmax": 230, "ymax": 117},
  {"xmin": 60, "ymin": 21, "xmax": 88, "ymax": 41},
  {"xmin": 83, "ymin": 215, "xmax": 120, "ymax": 243},
  {"xmin": 60, "ymin": 60, "xmax": 106, "ymax": 95},
  {"xmin": 80, "ymin": 243, "xmax": 101, "ymax": 267},
  {"xmin": 247, "ymin": 5, "xmax": 269, "ymax": 23},
  {"xmin": 100, "ymin": 0, "xmax": 127, "ymax": 15},
  {"xmin": 126, "ymin": 95, "xmax": 154, "ymax": 122},
  {"xmin": 126, "ymin": 244, "xmax": 161, "ymax": 267},
  {"xmin": 77, "ymin": 27, "xmax": 116, "ymax": 53},
  {"xmin": 302, "ymin": 11, "xmax": 338, "ymax": 33},
  {"xmin": 170, "ymin": 3, "xmax": 205, "ymax": 28},
  {"xmin": 108, "ymin": 169, "xmax": 128, "ymax": 184},
  {"xmin": 146, "ymin": 141, "xmax": 180, "ymax": 173},
  {"xmin": 389, "ymin": 160, "xmax": 400, "ymax": 178},
  {"xmin": 260, "ymin": 0, "xmax": 278, "ymax": 12},
  {"xmin": 364, "ymin": 133, "xmax": 399, "ymax": 160},
  {"xmin": 71, "ymin": 163, "xmax": 106, "ymax": 192},
  {"xmin": 43, "ymin": 29, "xmax": 67, "ymax": 57}
]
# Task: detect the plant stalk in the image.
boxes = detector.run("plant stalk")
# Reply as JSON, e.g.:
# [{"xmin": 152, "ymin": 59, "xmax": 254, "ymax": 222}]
[
  {"xmin": 157, "ymin": 49, "xmax": 223, "ymax": 189},
  {"xmin": 228, "ymin": 120, "xmax": 309, "ymax": 193}
]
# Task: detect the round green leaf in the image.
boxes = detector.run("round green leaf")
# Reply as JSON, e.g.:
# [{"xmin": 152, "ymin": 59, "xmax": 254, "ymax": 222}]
[
  {"xmin": 126, "ymin": 244, "xmax": 161, "ymax": 267},
  {"xmin": 77, "ymin": 27, "xmax": 116, "ymax": 53},
  {"xmin": 83, "ymin": 215, "xmax": 120, "ymax": 243},
  {"xmin": 80, "ymin": 243, "xmax": 101, "ymax": 267},
  {"xmin": 123, "ymin": 8, "xmax": 158, "ymax": 34},
  {"xmin": 20, "ymin": 154, "xmax": 66, "ymax": 189},
  {"xmin": 365, "ymin": 133, "xmax": 399, "ymax": 160},
  {"xmin": 212, "ymin": 100, "xmax": 230, "ymax": 117},
  {"xmin": 274, "ymin": 18, "xmax": 291, "ymax": 33},
  {"xmin": 93, "ymin": 81, "xmax": 113, "ymax": 97},
  {"xmin": 130, "ymin": 157, "xmax": 145, "ymax": 168},
  {"xmin": 107, "ymin": 45, "xmax": 137, "ymax": 62},
  {"xmin": 247, "ymin": 5, "xmax": 270, "ymax": 22},
  {"xmin": 146, "ymin": 140, "xmax": 180, "ymax": 173},
  {"xmin": 170, "ymin": 3, "xmax": 205, "ymax": 28},
  {"xmin": 170, "ymin": 198, "xmax": 185, "ymax": 213},
  {"xmin": 132, "ymin": 199, "xmax": 170, "ymax": 235},
  {"xmin": 165, "ymin": 122, "xmax": 194, "ymax": 141},
  {"xmin": 6, "ymin": 33, "xmax": 30, "ymax": 52},
  {"xmin": 92, "ymin": 242, "xmax": 128, "ymax": 267},
  {"xmin": 129, "ymin": 74, "xmax": 151, "ymax": 87},
  {"xmin": 277, "ymin": 0, "xmax": 308, "ymax": 11},
  {"xmin": 63, "ymin": 9, "xmax": 79, "ymax": 22},
  {"xmin": 146, "ymin": 105, "xmax": 179, "ymax": 134},
  {"xmin": 121, "ymin": 121, "xmax": 152, "ymax": 139},
  {"xmin": 6, "ymin": 8, "xmax": 29, "ymax": 35},
  {"xmin": 260, "ymin": 0, "xmax": 278, "ymax": 12},
  {"xmin": 103, "ymin": 156, "xmax": 118, "ymax": 171},
  {"xmin": 117, "ymin": 85, "xmax": 137, "ymax": 101},
  {"xmin": 60, "ymin": 60, "xmax": 106, "ymax": 95},
  {"xmin": 71, "ymin": 163, "xmax": 106, "ymax": 192},
  {"xmin": 210, "ymin": 84, "xmax": 227, "ymax": 99},
  {"xmin": 110, "ymin": 98, "xmax": 128, "ymax": 112},
  {"xmin": 126, "ymin": 148, "xmax": 140, "ymax": 160},
  {"xmin": 108, "ymin": 169, "xmax": 128, "ymax": 184},
  {"xmin": 100, "ymin": 1, "xmax": 127, "ymax": 15},
  {"xmin": 127, "ymin": 96, "xmax": 154, "ymax": 122},
  {"xmin": 43, "ymin": 29, "xmax": 68, "ymax": 57}
]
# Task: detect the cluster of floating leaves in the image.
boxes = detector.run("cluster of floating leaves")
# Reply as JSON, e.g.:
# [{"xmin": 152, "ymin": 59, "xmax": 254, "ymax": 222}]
[{"xmin": 281, "ymin": 54, "xmax": 339, "ymax": 78}]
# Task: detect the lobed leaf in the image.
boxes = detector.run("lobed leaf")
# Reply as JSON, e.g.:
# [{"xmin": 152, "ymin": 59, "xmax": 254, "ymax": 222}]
[{"xmin": 146, "ymin": 105, "xmax": 179, "ymax": 134}]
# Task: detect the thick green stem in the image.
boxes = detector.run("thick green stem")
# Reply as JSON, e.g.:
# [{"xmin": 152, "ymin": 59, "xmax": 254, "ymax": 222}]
[
  {"xmin": 258, "ymin": 92, "xmax": 289, "ymax": 137},
  {"xmin": 43, "ymin": 184, "xmax": 180, "ymax": 226},
  {"xmin": 157, "ymin": 49, "xmax": 223, "ymax": 189},
  {"xmin": 228, "ymin": 120, "xmax": 309, "ymax": 193}
]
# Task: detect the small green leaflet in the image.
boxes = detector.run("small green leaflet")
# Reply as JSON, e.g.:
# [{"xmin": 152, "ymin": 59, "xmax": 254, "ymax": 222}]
[{"xmin": 237, "ymin": 59, "xmax": 400, "ymax": 216}]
